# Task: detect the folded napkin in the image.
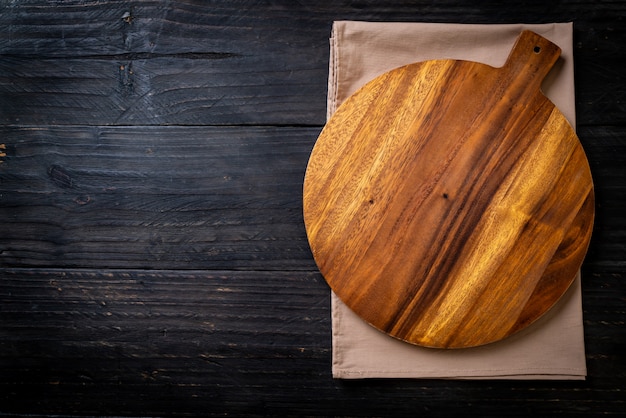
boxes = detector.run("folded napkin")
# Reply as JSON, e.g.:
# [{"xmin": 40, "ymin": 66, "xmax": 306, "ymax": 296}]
[{"xmin": 328, "ymin": 21, "xmax": 586, "ymax": 380}]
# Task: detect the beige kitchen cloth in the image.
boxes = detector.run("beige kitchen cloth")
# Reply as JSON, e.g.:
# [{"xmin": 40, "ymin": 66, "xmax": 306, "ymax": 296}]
[{"xmin": 328, "ymin": 21, "xmax": 587, "ymax": 380}]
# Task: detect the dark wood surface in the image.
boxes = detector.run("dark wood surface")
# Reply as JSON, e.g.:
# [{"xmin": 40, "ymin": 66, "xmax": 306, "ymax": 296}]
[{"xmin": 0, "ymin": 1, "xmax": 624, "ymax": 416}]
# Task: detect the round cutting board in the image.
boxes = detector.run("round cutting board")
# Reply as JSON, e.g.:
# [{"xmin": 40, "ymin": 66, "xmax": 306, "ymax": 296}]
[{"xmin": 303, "ymin": 31, "xmax": 594, "ymax": 348}]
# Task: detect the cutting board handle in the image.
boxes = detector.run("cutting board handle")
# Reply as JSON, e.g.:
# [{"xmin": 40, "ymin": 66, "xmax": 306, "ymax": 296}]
[{"xmin": 502, "ymin": 30, "xmax": 561, "ymax": 90}]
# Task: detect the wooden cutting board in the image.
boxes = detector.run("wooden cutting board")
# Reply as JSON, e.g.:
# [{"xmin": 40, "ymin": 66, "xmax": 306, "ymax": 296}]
[{"xmin": 303, "ymin": 30, "xmax": 594, "ymax": 348}]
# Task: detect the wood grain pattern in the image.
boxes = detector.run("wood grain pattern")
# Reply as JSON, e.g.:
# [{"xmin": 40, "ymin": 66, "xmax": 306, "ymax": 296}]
[
  {"xmin": 304, "ymin": 31, "xmax": 594, "ymax": 348},
  {"xmin": 0, "ymin": 268, "xmax": 331, "ymax": 416},
  {"xmin": 0, "ymin": 1, "xmax": 330, "ymax": 126},
  {"xmin": 0, "ymin": 126, "xmax": 317, "ymax": 270},
  {"xmin": 0, "ymin": 3, "xmax": 623, "ymax": 126},
  {"xmin": 0, "ymin": 0, "xmax": 625, "ymax": 415}
]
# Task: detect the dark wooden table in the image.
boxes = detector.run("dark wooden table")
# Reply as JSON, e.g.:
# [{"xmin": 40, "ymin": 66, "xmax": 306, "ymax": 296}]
[{"xmin": 1, "ymin": 1, "xmax": 624, "ymax": 416}]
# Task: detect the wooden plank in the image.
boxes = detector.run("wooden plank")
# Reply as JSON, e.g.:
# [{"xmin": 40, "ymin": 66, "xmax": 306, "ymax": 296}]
[
  {"xmin": 0, "ymin": 125, "xmax": 319, "ymax": 270},
  {"xmin": 0, "ymin": 1, "xmax": 334, "ymax": 126},
  {"xmin": 0, "ymin": 125, "xmax": 623, "ymax": 271},
  {"xmin": 0, "ymin": 1, "xmax": 335, "ymax": 57},
  {"xmin": 0, "ymin": 267, "xmax": 624, "ymax": 416},
  {"xmin": 1, "ymin": 0, "xmax": 624, "ymax": 60},
  {"xmin": 0, "ymin": 268, "xmax": 331, "ymax": 415},
  {"xmin": 0, "ymin": 3, "xmax": 624, "ymax": 126}
]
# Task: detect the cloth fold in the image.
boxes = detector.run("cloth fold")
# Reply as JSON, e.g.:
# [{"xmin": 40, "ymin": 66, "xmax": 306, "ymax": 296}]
[{"xmin": 328, "ymin": 21, "xmax": 586, "ymax": 380}]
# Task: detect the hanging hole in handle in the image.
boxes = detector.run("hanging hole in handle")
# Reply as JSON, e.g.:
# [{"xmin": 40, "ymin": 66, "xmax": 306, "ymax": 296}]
[{"xmin": 533, "ymin": 45, "xmax": 541, "ymax": 54}]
